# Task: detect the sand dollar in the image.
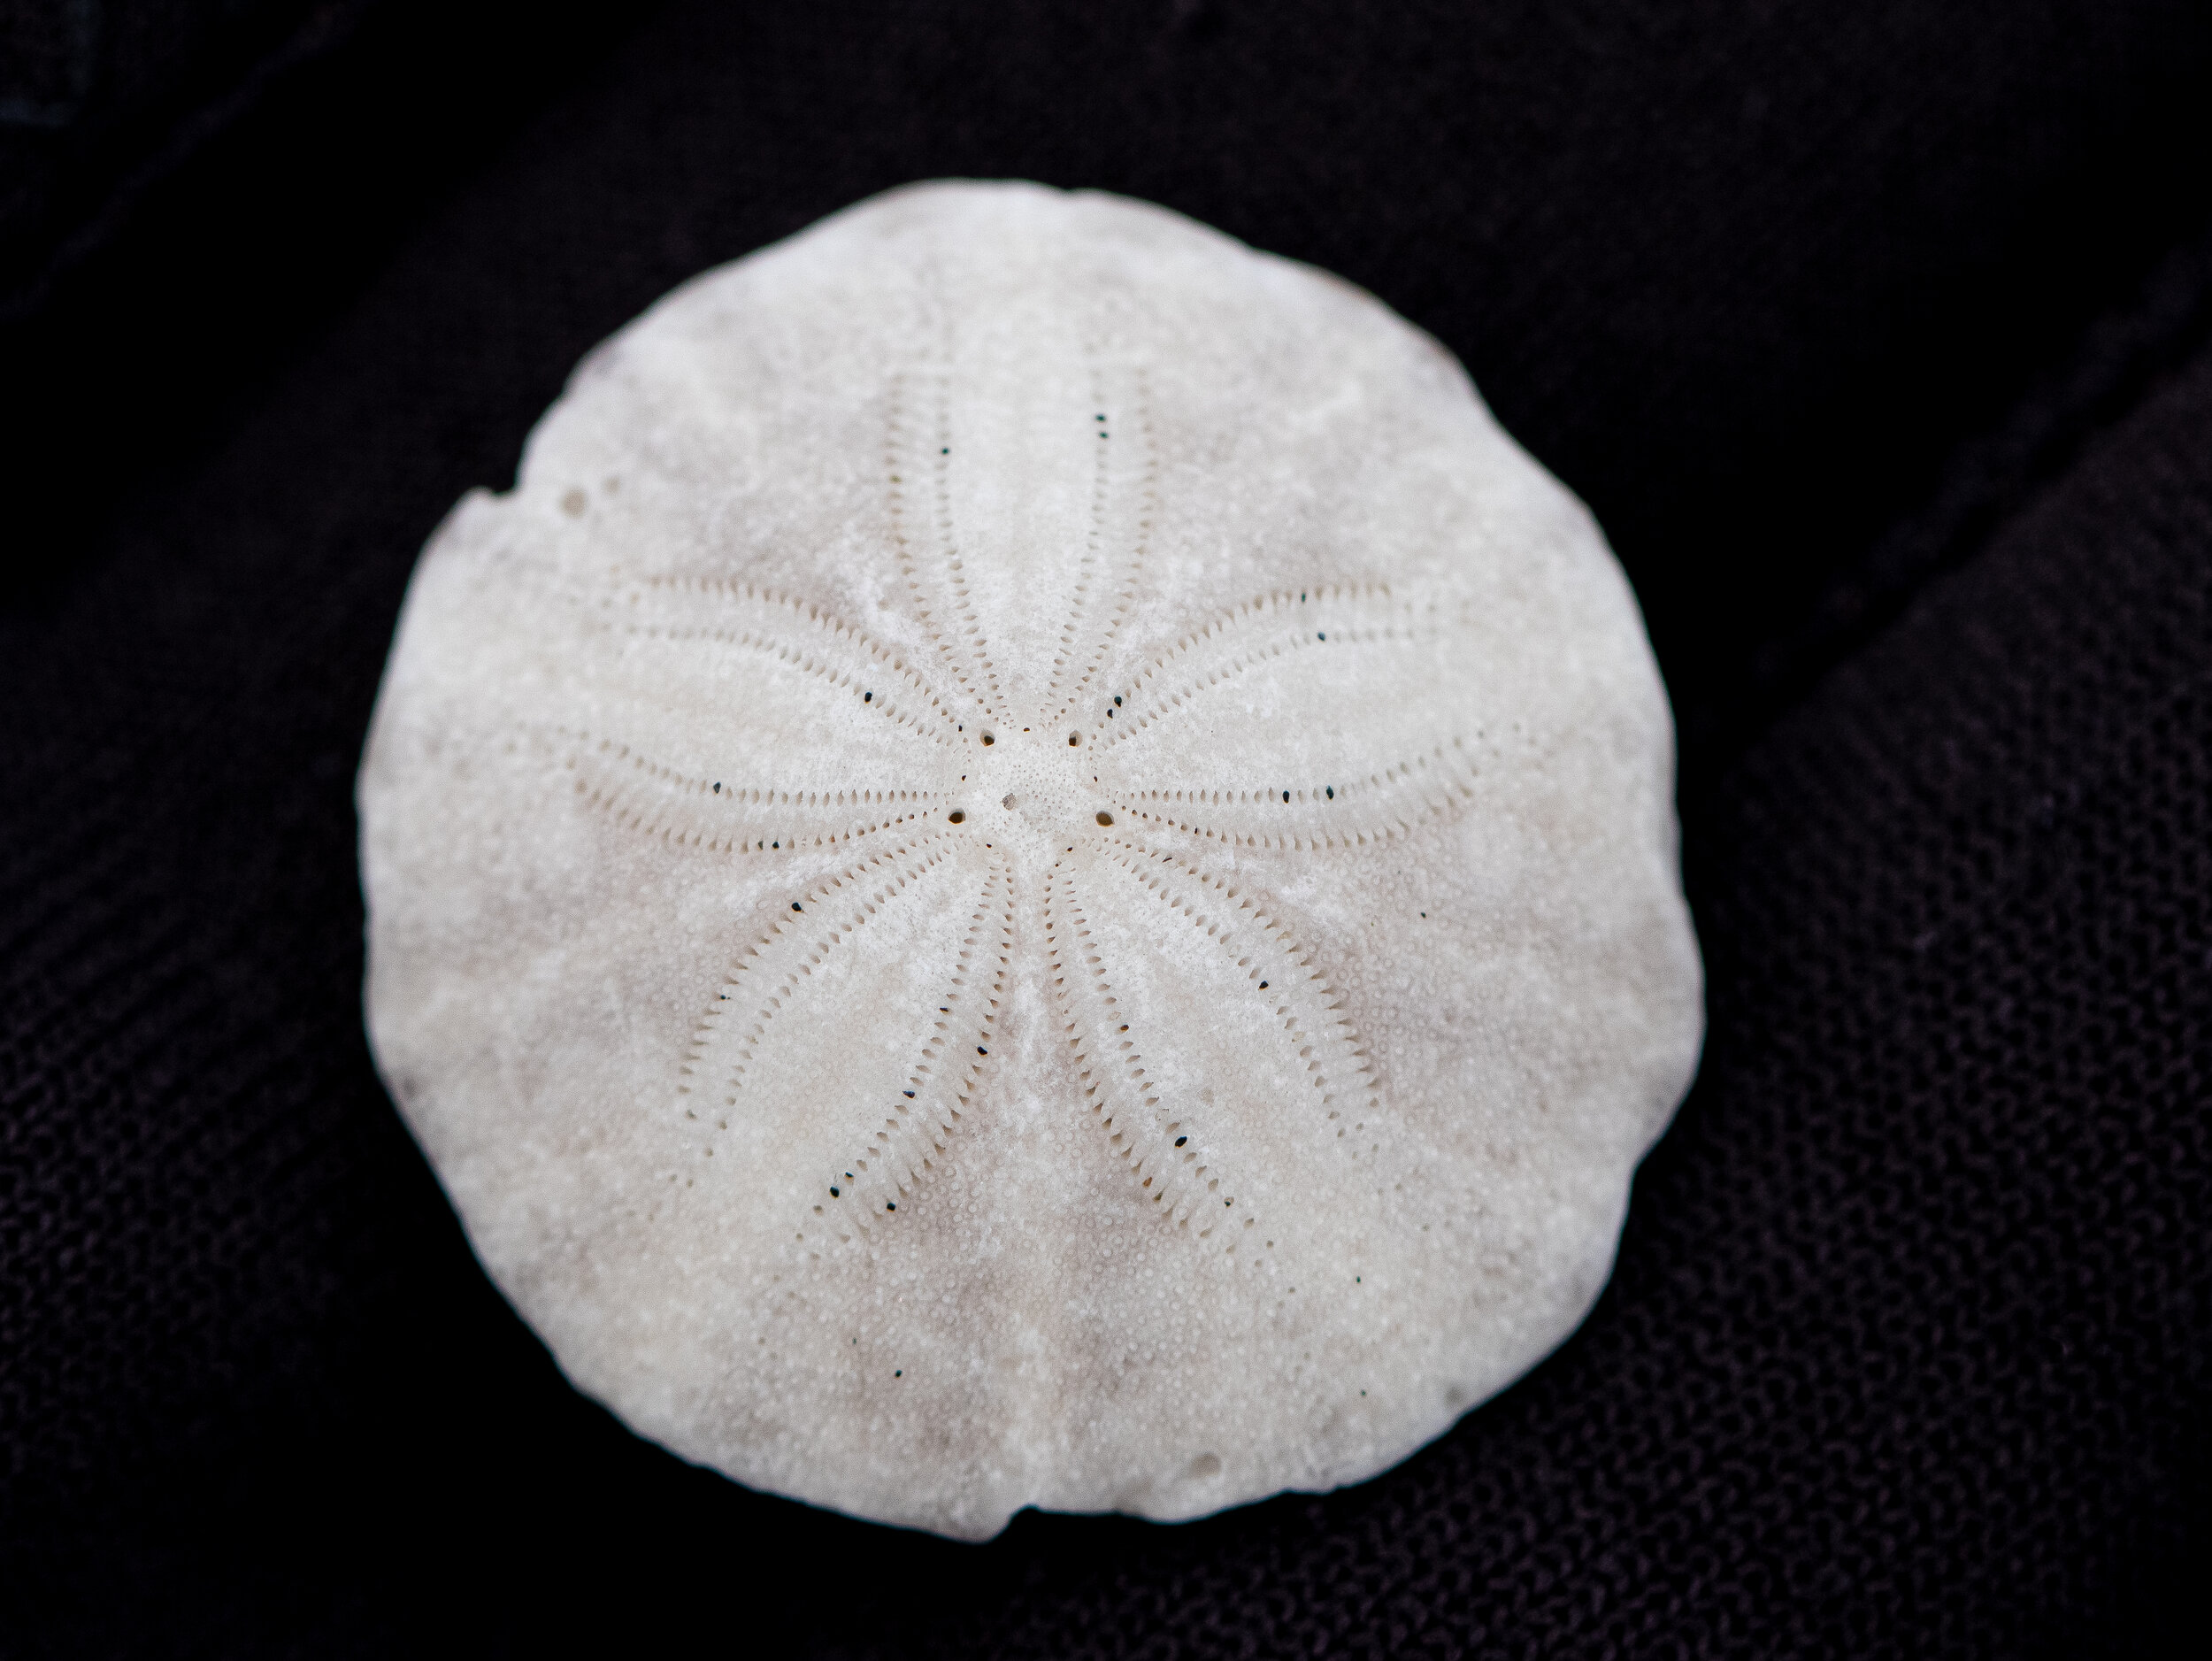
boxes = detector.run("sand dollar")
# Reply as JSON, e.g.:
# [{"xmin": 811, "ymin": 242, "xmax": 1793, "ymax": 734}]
[{"xmin": 358, "ymin": 181, "xmax": 1703, "ymax": 1539}]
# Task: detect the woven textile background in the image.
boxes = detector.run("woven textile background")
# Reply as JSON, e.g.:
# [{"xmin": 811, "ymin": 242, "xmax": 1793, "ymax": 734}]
[{"xmin": 4, "ymin": 3, "xmax": 2208, "ymax": 1654}]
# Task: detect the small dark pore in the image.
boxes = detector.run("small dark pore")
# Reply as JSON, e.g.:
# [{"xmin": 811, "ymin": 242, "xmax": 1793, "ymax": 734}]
[
  {"xmin": 1113, "ymin": 696, "xmax": 1122, "ymax": 705},
  {"xmin": 1096, "ymin": 811, "xmax": 1114, "ymax": 826},
  {"xmin": 887, "ymin": 1202, "xmax": 896, "ymax": 1211},
  {"xmin": 977, "ymin": 1045, "xmax": 988, "ymax": 1055},
  {"xmin": 1175, "ymin": 1136, "xmax": 1187, "ymax": 1147},
  {"xmin": 1259, "ymin": 981, "xmax": 1269, "ymax": 989},
  {"xmin": 864, "ymin": 690, "xmax": 872, "ymax": 702},
  {"xmin": 981, "ymin": 733, "xmax": 995, "ymax": 746},
  {"xmin": 829, "ymin": 1186, "xmax": 841, "ymax": 1197},
  {"xmin": 792, "ymin": 902, "xmax": 803, "ymax": 911},
  {"xmin": 949, "ymin": 810, "xmax": 965, "ymax": 823},
  {"xmin": 1282, "ymin": 790, "xmax": 1290, "ymax": 802},
  {"xmin": 713, "ymin": 782, "xmax": 721, "ymax": 794},
  {"xmin": 1325, "ymin": 786, "xmax": 1333, "ymax": 798},
  {"xmin": 894, "ymin": 1369, "xmax": 902, "ymax": 1377},
  {"xmin": 1068, "ymin": 732, "xmax": 1080, "ymax": 746}
]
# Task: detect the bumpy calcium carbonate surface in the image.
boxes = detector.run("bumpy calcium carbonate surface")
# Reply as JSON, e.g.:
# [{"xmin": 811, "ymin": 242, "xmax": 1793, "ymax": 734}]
[{"xmin": 358, "ymin": 181, "xmax": 1703, "ymax": 1539}]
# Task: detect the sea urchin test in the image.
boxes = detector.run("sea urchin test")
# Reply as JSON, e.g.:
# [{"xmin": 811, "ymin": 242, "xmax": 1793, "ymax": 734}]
[{"xmin": 358, "ymin": 181, "xmax": 1703, "ymax": 1540}]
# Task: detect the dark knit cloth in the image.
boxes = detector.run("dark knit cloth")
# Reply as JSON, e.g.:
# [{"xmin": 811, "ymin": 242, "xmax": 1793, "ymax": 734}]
[{"xmin": 4, "ymin": 4, "xmax": 2208, "ymax": 1654}]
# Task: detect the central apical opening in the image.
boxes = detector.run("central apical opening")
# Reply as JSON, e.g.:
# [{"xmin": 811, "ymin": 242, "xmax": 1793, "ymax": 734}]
[{"xmin": 949, "ymin": 722, "xmax": 1110, "ymax": 842}]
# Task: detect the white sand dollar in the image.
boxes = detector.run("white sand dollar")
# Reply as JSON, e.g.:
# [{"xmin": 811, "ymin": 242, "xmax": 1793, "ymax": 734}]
[{"xmin": 358, "ymin": 181, "xmax": 1702, "ymax": 1539}]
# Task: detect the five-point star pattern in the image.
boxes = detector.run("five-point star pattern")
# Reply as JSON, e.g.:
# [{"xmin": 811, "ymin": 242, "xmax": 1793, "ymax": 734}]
[{"xmin": 549, "ymin": 367, "xmax": 1490, "ymax": 1251}]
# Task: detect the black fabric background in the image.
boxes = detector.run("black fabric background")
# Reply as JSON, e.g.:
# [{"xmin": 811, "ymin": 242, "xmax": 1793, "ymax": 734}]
[{"xmin": 4, "ymin": 3, "xmax": 2209, "ymax": 1654}]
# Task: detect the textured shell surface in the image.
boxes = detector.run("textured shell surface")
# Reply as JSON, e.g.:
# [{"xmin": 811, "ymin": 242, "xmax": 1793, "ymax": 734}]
[{"xmin": 357, "ymin": 180, "xmax": 1704, "ymax": 1540}]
